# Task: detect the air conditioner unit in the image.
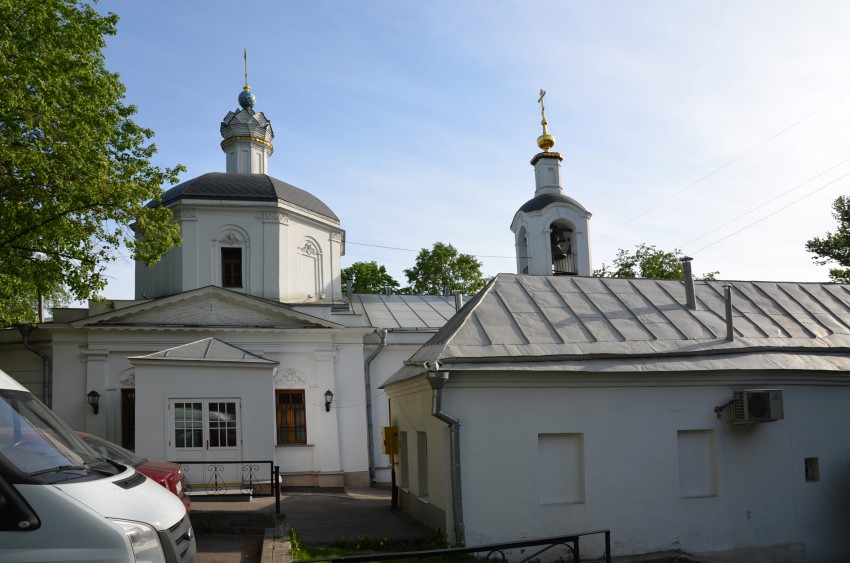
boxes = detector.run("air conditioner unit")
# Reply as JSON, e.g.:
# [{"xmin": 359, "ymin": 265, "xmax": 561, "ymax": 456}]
[{"xmin": 731, "ymin": 389, "xmax": 784, "ymax": 424}]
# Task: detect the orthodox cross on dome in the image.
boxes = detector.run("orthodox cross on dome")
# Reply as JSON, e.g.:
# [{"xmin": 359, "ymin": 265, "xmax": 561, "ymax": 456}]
[
  {"xmin": 238, "ymin": 48, "xmax": 256, "ymax": 109},
  {"xmin": 536, "ymin": 88, "xmax": 556, "ymax": 152}
]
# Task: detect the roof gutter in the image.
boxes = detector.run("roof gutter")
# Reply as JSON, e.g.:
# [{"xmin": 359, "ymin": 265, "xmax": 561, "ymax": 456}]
[
  {"xmin": 426, "ymin": 365, "xmax": 465, "ymax": 546},
  {"xmin": 364, "ymin": 329, "xmax": 387, "ymax": 483}
]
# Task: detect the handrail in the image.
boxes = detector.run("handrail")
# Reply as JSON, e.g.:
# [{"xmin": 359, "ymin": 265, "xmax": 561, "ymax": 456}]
[
  {"xmin": 172, "ymin": 460, "xmax": 281, "ymax": 513},
  {"xmin": 298, "ymin": 529, "xmax": 611, "ymax": 563}
]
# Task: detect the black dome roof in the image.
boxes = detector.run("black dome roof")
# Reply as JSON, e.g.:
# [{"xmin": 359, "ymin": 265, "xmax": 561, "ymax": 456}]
[
  {"xmin": 517, "ymin": 193, "xmax": 588, "ymax": 214},
  {"xmin": 156, "ymin": 172, "xmax": 339, "ymax": 222}
]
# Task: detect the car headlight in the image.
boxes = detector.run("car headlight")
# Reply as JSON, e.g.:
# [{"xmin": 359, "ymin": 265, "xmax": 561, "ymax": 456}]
[{"xmin": 111, "ymin": 519, "xmax": 166, "ymax": 563}]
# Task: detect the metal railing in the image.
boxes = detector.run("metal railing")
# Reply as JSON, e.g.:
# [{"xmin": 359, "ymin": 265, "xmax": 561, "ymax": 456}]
[
  {"xmin": 299, "ymin": 529, "xmax": 611, "ymax": 563},
  {"xmin": 175, "ymin": 460, "xmax": 281, "ymax": 513}
]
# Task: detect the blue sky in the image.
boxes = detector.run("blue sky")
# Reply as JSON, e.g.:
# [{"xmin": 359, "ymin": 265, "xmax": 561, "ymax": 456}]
[{"xmin": 97, "ymin": 0, "xmax": 850, "ymax": 298}]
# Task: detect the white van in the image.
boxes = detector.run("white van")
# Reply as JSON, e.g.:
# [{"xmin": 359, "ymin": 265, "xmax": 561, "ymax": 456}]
[{"xmin": 0, "ymin": 369, "xmax": 196, "ymax": 562}]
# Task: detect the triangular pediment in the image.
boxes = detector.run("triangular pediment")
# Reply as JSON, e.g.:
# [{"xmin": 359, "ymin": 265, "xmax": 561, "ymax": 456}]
[{"xmin": 73, "ymin": 286, "xmax": 340, "ymax": 330}]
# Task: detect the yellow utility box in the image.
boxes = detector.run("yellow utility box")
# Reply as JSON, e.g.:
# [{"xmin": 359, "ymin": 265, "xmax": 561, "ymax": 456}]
[{"xmin": 382, "ymin": 426, "xmax": 399, "ymax": 455}]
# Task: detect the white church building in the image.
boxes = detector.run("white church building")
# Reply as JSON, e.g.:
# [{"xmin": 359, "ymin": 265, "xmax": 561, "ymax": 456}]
[{"xmin": 0, "ymin": 81, "xmax": 460, "ymax": 490}]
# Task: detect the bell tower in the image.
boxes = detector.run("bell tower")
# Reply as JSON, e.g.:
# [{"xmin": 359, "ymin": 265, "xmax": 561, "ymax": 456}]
[{"xmin": 510, "ymin": 90, "xmax": 592, "ymax": 276}]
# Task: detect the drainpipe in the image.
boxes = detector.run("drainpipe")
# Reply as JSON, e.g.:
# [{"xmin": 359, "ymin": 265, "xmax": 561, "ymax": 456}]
[
  {"xmin": 364, "ymin": 329, "xmax": 387, "ymax": 484},
  {"xmin": 426, "ymin": 366, "xmax": 465, "ymax": 546},
  {"xmin": 680, "ymin": 256, "xmax": 696, "ymax": 310},
  {"xmin": 18, "ymin": 324, "xmax": 51, "ymax": 408}
]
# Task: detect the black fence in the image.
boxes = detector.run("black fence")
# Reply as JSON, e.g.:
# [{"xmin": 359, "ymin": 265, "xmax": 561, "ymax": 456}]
[
  {"xmin": 175, "ymin": 460, "xmax": 281, "ymax": 513},
  {"xmin": 299, "ymin": 530, "xmax": 611, "ymax": 563}
]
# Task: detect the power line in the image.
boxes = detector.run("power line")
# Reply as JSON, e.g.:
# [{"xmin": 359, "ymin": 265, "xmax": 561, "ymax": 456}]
[
  {"xmin": 682, "ymin": 156, "xmax": 850, "ymax": 249},
  {"xmin": 690, "ymin": 171, "xmax": 850, "ymax": 255},
  {"xmin": 346, "ymin": 240, "xmax": 514, "ymax": 259},
  {"xmin": 593, "ymin": 87, "xmax": 850, "ymax": 245}
]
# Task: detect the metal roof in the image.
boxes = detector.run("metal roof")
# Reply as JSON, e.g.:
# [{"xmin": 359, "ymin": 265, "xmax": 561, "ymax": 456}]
[
  {"xmin": 130, "ymin": 337, "xmax": 278, "ymax": 364},
  {"xmin": 385, "ymin": 274, "xmax": 850, "ymax": 383},
  {"xmin": 349, "ymin": 294, "xmax": 461, "ymax": 330},
  {"xmin": 155, "ymin": 172, "xmax": 339, "ymax": 222}
]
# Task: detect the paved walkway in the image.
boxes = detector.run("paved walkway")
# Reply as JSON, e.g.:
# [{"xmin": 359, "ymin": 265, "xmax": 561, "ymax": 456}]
[{"xmin": 192, "ymin": 487, "xmax": 431, "ymax": 563}]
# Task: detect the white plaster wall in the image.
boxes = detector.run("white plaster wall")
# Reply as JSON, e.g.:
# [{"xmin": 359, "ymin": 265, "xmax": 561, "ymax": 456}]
[
  {"xmin": 435, "ymin": 374, "xmax": 850, "ymax": 561},
  {"xmin": 139, "ymin": 202, "xmax": 342, "ymax": 303},
  {"xmin": 133, "ymin": 361, "xmax": 275, "ymax": 463}
]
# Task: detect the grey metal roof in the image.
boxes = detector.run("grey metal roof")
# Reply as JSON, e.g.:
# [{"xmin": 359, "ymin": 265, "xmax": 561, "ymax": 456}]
[
  {"xmin": 349, "ymin": 294, "xmax": 462, "ymax": 330},
  {"xmin": 386, "ymin": 274, "xmax": 850, "ymax": 383},
  {"xmin": 156, "ymin": 173, "xmax": 339, "ymax": 222},
  {"xmin": 130, "ymin": 337, "xmax": 278, "ymax": 364}
]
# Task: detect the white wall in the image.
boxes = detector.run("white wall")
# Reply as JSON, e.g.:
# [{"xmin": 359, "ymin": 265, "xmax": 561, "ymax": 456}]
[{"xmin": 395, "ymin": 371, "xmax": 850, "ymax": 562}]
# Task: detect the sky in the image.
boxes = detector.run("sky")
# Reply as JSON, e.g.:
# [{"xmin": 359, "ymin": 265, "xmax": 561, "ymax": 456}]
[{"xmin": 96, "ymin": 0, "xmax": 850, "ymax": 298}]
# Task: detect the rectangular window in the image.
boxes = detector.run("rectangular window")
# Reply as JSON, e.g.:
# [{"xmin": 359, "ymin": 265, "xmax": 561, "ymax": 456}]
[
  {"xmin": 805, "ymin": 457, "xmax": 820, "ymax": 482},
  {"xmin": 678, "ymin": 429, "xmax": 717, "ymax": 498},
  {"xmin": 221, "ymin": 247, "xmax": 243, "ymax": 288},
  {"xmin": 538, "ymin": 433, "xmax": 584, "ymax": 504},
  {"xmin": 276, "ymin": 390, "xmax": 306, "ymax": 445}
]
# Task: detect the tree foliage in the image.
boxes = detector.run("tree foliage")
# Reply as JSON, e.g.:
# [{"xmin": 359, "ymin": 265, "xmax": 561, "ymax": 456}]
[
  {"xmin": 594, "ymin": 244, "xmax": 718, "ymax": 280},
  {"xmin": 0, "ymin": 0, "xmax": 183, "ymax": 324},
  {"xmin": 402, "ymin": 242, "xmax": 489, "ymax": 295},
  {"xmin": 341, "ymin": 261, "xmax": 400, "ymax": 294},
  {"xmin": 806, "ymin": 195, "xmax": 850, "ymax": 283}
]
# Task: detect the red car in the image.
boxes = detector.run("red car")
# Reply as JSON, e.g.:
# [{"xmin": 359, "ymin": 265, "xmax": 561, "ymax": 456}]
[{"xmin": 76, "ymin": 432, "xmax": 190, "ymax": 512}]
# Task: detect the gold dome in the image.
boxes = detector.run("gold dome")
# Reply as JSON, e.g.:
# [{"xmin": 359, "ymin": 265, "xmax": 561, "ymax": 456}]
[{"xmin": 537, "ymin": 118, "xmax": 555, "ymax": 152}]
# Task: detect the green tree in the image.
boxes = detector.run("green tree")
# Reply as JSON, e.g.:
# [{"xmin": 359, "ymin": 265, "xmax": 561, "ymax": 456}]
[
  {"xmin": 594, "ymin": 244, "xmax": 718, "ymax": 280},
  {"xmin": 806, "ymin": 195, "xmax": 850, "ymax": 283},
  {"xmin": 341, "ymin": 261, "xmax": 400, "ymax": 294},
  {"xmin": 402, "ymin": 242, "xmax": 489, "ymax": 295},
  {"xmin": 0, "ymin": 0, "xmax": 183, "ymax": 324}
]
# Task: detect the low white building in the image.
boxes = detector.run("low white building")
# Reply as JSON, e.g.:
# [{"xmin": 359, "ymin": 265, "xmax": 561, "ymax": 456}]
[
  {"xmin": 383, "ymin": 111, "xmax": 850, "ymax": 561},
  {"xmin": 385, "ymin": 273, "xmax": 850, "ymax": 562}
]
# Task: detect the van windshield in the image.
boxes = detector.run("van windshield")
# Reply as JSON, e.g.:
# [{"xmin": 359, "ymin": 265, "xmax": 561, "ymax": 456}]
[{"xmin": 0, "ymin": 390, "xmax": 118, "ymax": 483}]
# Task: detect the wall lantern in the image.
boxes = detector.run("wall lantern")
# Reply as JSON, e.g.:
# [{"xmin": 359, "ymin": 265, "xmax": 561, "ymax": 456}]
[
  {"xmin": 86, "ymin": 390, "xmax": 101, "ymax": 415},
  {"xmin": 324, "ymin": 389, "xmax": 334, "ymax": 412}
]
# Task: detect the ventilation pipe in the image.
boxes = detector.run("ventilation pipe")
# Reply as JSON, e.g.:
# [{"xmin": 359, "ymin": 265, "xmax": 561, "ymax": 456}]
[
  {"xmin": 363, "ymin": 329, "xmax": 387, "ymax": 484},
  {"xmin": 680, "ymin": 256, "xmax": 696, "ymax": 310},
  {"xmin": 18, "ymin": 324, "xmax": 52, "ymax": 408},
  {"xmin": 453, "ymin": 291, "xmax": 464, "ymax": 313},
  {"xmin": 346, "ymin": 279, "xmax": 353, "ymax": 301},
  {"xmin": 385, "ymin": 285, "xmax": 393, "ymax": 296},
  {"xmin": 723, "ymin": 284, "xmax": 734, "ymax": 341},
  {"xmin": 427, "ymin": 365, "xmax": 465, "ymax": 546}
]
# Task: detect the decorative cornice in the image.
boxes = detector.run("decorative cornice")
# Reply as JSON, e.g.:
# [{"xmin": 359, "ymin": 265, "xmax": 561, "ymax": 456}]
[
  {"xmin": 220, "ymin": 135, "xmax": 273, "ymax": 149},
  {"xmin": 530, "ymin": 151, "xmax": 563, "ymax": 166},
  {"xmin": 174, "ymin": 209, "xmax": 197, "ymax": 220},
  {"xmin": 264, "ymin": 211, "xmax": 289, "ymax": 224},
  {"xmin": 331, "ymin": 232, "xmax": 342, "ymax": 242}
]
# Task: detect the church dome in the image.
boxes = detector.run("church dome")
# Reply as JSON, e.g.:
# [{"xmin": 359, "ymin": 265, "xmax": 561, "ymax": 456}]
[
  {"xmin": 156, "ymin": 172, "xmax": 339, "ymax": 222},
  {"xmin": 517, "ymin": 192, "xmax": 589, "ymax": 215}
]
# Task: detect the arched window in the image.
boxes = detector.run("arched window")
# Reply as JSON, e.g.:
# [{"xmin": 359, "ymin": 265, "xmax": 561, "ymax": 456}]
[{"xmin": 297, "ymin": 238, "xmax": 324, "ymax": 298}]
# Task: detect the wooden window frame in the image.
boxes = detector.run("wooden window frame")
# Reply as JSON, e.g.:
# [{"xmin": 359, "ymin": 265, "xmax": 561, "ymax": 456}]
[
  {"xmin": 221, "ymin": 247, "xmax": 243, "ymax": 288},
  {"xmin": 276, "ymin": 390, "xmax": 307, "ymax": 445}
]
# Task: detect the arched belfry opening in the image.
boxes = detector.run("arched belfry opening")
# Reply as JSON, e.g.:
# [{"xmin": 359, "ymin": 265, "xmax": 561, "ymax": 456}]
[{"xmin": 550, "ymin": 222, "xmax": 577, "ymax": 275}]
